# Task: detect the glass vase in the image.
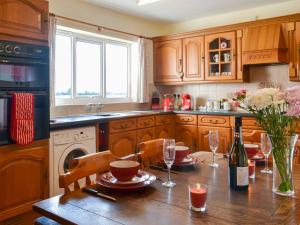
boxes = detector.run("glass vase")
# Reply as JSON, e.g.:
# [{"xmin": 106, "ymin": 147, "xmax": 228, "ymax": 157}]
[{"xmin": 270, "ymin": 134, "xmax": 298, "ymax": 197}]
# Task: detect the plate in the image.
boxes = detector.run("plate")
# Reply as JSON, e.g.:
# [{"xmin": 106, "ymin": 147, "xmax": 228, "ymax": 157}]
[
  {"xmin": 100, "ymin": 170, "xmax": 150, "ymax": 186},
  {"xmin": 96, "ymin": 171, "xmax": 156, "ymax": 191},
  {"xmin": 173, "ymin": 157, "xmax": 197, "ymax": 167}
]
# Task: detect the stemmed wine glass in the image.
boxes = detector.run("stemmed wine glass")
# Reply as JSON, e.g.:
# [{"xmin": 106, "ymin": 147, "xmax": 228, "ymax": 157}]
[
  {"xmin": 162, "ymin": 139, "xmax": 176, "ymax": 188},
  {"xmin": 260, "ymin": 133, "xmax": 273, "ymax": 174},
  {"xmin": 208, "ymin": 130, "xmax": 219, "ymax": 168}
]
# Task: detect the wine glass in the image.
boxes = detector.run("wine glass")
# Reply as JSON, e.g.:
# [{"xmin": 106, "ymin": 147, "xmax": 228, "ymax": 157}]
[
  {"xmin": 162, "ymin": 139, "xmax": 176, "ymax": 188},
  {"xmin": 208, "ymin": 130, "xmax": 219, "ymax": 168},
  {"xmin": 260, "ymin": 133, "xmax": 273, "ymax": 174}
]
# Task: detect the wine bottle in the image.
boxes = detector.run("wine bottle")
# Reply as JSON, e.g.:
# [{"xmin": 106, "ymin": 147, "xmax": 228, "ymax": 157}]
[{"xmin": 229, "ymin": 116, "xmax": 248, "ymax": 191}]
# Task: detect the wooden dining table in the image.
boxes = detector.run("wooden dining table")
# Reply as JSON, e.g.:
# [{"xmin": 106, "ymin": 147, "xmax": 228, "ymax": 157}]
[{"xmin": 33, "ymin": 152, "xmax": 300, "ymax": 225}]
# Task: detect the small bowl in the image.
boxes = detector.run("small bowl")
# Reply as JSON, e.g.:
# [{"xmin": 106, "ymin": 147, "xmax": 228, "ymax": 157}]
[
  {"xmin": 244, "ymin": 144, "xmax": 259, "ymax": 159},
  {"xmin": 175, "ymin": 146, "xmax": 190, "ymax": 162},
  {"xmin": 110, "ymin": 160, "xmax": 140, "ymax": 181}
]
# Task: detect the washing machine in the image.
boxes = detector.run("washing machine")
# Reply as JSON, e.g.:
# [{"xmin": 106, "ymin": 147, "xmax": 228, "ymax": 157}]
[{"xmin": 49, "ymin": 126, "xmax": 96, "ymax": 196}]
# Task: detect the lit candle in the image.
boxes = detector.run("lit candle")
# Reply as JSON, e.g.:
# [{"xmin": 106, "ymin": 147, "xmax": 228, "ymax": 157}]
[
  {"xmin": 248, "ymin": 160, "xmax": 255, "ymax": 179},
  {"xmin": 189, "ymin": 183, "xmax": 207, "ymax": 212}
]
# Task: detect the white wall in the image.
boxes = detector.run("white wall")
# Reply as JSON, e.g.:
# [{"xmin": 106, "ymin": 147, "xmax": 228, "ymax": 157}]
[
  {"xmin": 48, "ymin": 0, "xmax": 166, "ymax": 37},
  {"xmin": 163, "ymin": 0, "xmax": 300, "ymax": 35}
]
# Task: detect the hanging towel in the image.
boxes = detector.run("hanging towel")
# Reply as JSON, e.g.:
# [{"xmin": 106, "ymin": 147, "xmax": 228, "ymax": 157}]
[{"xmin": 10, "ymin": 93, "xmax": 34, "ymax": 145}]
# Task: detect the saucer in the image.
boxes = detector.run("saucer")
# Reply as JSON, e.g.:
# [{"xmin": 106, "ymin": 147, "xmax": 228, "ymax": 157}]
[
  {"xmin": 97, "ymin": 171, "xmax": 156, "ymax": 191},
  {"xmin": 100, "ymin": 170, "xmax": 149, "ymax": 186}
]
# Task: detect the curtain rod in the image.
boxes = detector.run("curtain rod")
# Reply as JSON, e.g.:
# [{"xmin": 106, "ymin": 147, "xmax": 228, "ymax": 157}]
[{"xmin": 49, "ymin": 13, "xmax": 153, "ymax": 40}]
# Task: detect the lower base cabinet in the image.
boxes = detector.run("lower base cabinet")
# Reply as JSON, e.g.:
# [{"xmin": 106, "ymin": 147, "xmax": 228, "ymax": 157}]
[
  {"xmin": 155, "ymin": 125, "xmax": 175, "ymax": 139},
  {"xmin": 175, "ymin": 125, "xmax": 197, "ymax": 152},
  {"xmin": 137, "ymin": 128, "xmax": 155, "ymax": 144},
  {"xmin": 109, "ymin": 131, "xmax": 137, "ymax": 157},
  {"xmin": 0, "ymin": 140, "xmax": 49, "ymax": 222},
  {"xmin": 198, "ymin": 126, "xmax": 232, "ymax": 154}
]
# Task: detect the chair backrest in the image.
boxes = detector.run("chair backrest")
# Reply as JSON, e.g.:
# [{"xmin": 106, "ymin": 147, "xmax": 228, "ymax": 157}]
[
  {"xmin": 59, "ymin": 151, "xmax": 116, "ymax": 194},
  {"xmin": 138, "ymin": 139, "xmax": 164, "ymax": 168}
]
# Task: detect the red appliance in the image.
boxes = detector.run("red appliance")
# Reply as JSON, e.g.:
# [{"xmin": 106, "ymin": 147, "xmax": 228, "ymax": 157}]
[
  {"xmin": 163, "ymin": 94, "xmax": 174, "ymax": 111},
  {"xmin": 151, "ymin": 92, "xmax": 160, "ymax": 110},
  {"xmin": 181, "ymin": 94, "xmax": 192, "ymax": 110}
]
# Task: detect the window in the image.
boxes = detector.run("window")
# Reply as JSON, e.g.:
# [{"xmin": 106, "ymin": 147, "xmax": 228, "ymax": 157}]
[{"xmin": 55, "ymin": 27, "xmax": 134, "ymax": 105}]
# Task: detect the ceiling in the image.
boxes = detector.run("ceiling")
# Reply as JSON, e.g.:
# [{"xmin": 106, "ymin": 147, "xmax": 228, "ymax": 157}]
[{"xmin": 85, "ymin": 0, "xmax": 292, "ymax": 23}]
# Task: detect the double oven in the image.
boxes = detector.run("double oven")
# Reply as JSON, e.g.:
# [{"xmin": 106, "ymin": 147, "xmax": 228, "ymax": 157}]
[{"xmin": 0, "ymin": 40, "xmax": 50, "ymax": 145}]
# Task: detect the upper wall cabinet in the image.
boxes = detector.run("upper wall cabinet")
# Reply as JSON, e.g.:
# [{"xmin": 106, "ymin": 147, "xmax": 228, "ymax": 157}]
[
  {"xmin": 0, "ymin": 0, "xmax": 49, "ymax": 42},
  {"xmin": 287, "ymin": 21, "xmax": 300, "ymax": 81},
  {"xmin": 154, "ymin": 39, "xmax": 183, "ymax": 83},
  {"xmin": 182, "ymin": 36, "xmax": 204, "ymax": 81},
  {"xmin": 204, "ymin": 31, "xmax": 237, "ymax": 81}
]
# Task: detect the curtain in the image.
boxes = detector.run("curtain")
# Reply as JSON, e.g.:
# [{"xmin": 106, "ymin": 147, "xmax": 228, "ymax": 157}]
[
  {"xmin": 133, "ymin": 37, "xmax": 153, "ymax": 103},
  {"xmin": 49, "ymin": 15, "xmax": 57, "ymax": 109}
]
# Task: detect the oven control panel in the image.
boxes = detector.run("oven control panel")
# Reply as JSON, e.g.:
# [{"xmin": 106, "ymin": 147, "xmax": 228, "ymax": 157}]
[{"xmin": 0, "ymin": 40, "xmax": 48, "ymax": 59}]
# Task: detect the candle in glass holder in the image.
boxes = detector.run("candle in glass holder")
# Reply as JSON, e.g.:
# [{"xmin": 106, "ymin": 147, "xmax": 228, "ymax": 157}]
[
  {"xmin": 248, "ymin": 160, "xmax": 255, "ymax": 179},
  {"xmin": 189, "ymin": 183, "xmax": 207, "ymax": 212}
]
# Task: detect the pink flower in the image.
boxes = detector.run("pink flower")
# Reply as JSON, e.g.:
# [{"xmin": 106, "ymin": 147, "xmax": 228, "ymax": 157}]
[
  {"xmin": 240, "ymin": 88, "xmax": 247, "ymax": 94},
  {"xmin": 284, "ymin": 86, "xmax": 300, "ymax": 104},
  {"xmin": 286, "ymin": 104, "xmax": 300, "ymax": 117}
]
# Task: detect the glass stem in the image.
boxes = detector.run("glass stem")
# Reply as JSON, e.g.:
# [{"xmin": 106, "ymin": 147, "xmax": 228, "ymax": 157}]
[
  {"xmin": 213, "ymin": 152, "xmax": 215, "ymax": 164},
  {"xmin": 266, "ymin": 155, "xmax": 269, "ymax": 170},
  {"xmin": 168, "ymin": 166, "xmax": 171, "ymax": 182}
]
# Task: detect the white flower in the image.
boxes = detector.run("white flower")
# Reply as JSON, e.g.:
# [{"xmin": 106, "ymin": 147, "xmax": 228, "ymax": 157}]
[{"xmin": 245, "ymin": 88, "xmax": 285, "ymax": 110}]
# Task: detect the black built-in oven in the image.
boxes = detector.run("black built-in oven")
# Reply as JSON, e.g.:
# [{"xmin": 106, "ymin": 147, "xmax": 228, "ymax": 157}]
[{"xmin": 0, "ymin": 40, "xmax": 49, "ymax": 145}]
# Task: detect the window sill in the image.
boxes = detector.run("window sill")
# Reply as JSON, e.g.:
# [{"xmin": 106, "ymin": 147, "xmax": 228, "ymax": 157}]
[{"xmin": 55, "ymin": 97, "xmax": 135, "ymax": 106}]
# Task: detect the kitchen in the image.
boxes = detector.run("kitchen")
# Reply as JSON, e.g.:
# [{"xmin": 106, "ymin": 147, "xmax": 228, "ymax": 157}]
[{"xmin": 1, "ymin": 0, "xmax": 300, "ymax": 224}]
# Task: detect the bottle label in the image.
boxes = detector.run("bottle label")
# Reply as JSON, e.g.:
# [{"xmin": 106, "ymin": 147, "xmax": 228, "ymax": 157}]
[{"xmin": 237, "ymin": 167, "xmax": 249, "ymax": 186}]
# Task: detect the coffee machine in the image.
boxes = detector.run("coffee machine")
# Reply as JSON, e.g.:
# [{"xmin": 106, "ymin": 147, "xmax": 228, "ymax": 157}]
[
  {"xmin": 162, "ymin": 94, "xmax": 175, "ymax": 111},
  {"xmin": 181, "ymin": 94, "xmax": 192, "ymax": 110}
]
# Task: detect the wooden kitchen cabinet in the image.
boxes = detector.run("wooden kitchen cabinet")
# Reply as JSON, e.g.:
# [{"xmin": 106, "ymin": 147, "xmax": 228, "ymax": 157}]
[
  {"xmin": 288, "ymin": 21, "xmax": 300, "ymax": 81},
  {"xmin": 0, "ymin": 0, "xmax": 49, "ymax": 42},
  {"xmin": 154, "ymin": 39, "xmax": 183, "ymax": 83},
  {"xmin": 155, "ymin": 125, "xmax": 175, "ymax": 139},
  {"xmin": 205, "ymin": 31, "xmax": 237, "ymax": 81},
  {"xmin": 137, "ymin": 128, "xmax": 155, "ymax": 144},
  {"xmin": 109, "ymin": 131, "xmax": 137, "ymax": 157},
  {"xmin": 198, "ymin": 126, "xmax": 232, "ymax": 153},
  {"xmin": 175, "ymin": 125, "xmax": 197, "ymax": 152},
  {"xmin": 0, "ymin": 140, "xmax": 49, "ymax": 222},
  {"xmin": 109, "ymin": 118, "xmax": 136, "ymax": 134},
  {"xmin": 182, "ymin": 36, "xmax": 205, "ymax": 81}
]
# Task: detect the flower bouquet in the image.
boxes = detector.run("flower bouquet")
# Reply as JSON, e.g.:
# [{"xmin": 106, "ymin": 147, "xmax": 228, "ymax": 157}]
[{"xmin": 233, "ymin": 87, "xmax": 300, "ymax": 196}]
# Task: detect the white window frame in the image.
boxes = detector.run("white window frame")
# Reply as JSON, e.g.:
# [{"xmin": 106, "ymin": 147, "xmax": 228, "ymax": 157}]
[{"xmin": 55, "ymin": 28, "xmax": 133, "ymax": 106}]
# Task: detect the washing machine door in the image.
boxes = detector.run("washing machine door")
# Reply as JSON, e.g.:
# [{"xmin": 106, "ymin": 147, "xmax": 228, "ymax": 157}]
[{"xmin": 58, "ymin": 144, "xmax": 89, "ymax": 175}]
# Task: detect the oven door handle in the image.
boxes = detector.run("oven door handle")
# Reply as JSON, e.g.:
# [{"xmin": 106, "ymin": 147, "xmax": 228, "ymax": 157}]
[{"xmin": 0, "ymin": 56, "xmax": 48, "ymax": 65}]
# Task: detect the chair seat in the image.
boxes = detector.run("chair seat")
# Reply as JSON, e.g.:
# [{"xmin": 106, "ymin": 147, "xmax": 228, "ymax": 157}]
[{"xmin": 35, "ymin": 216, "xmax": 61, "ymax": 225}]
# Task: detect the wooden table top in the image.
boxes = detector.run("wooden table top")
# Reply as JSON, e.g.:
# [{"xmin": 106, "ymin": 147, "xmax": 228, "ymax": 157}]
[{"xmin": 33, "ymin": 152, "xmax": 300, "ymax": 225}]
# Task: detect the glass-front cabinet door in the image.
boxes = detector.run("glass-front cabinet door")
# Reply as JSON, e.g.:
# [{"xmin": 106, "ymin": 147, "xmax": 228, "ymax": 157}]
[{"xmin": 204, "ymin": 31, "xmax": 236, "ymax": 80}]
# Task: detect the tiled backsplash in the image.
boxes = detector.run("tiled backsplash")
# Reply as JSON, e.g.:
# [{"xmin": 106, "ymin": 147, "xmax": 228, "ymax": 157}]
[{"xmin": 156, "ymin": 65, "xmax": 295, "ymax": 107}]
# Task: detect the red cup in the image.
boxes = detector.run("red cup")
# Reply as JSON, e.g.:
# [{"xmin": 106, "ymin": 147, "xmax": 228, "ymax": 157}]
[
  {"xmin": 175, "ymin": 146, "xmax": 189, "ymax": 162},
  {"xmin": 244, "ymin": 144, "xmax": 259, "ymax": 159},
  {"xmin": 189, "ymin": 183, "xmax": 207, "ymax": 212},
  {"xmin": 110, "ymin": 160, "xmax": 140, "ymax": 181}
]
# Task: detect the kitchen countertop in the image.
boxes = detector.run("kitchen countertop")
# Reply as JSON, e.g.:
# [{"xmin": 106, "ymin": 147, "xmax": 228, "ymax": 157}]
[{"xmin": 50, "ymin": 109, "xmax": 253, "ymax": 130}]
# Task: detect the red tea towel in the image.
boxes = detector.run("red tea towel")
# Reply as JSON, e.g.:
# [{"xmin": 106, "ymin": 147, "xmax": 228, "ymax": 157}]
[{"xmin": 10, "ymin": 93, "xmax": 34, "ymax": 145}]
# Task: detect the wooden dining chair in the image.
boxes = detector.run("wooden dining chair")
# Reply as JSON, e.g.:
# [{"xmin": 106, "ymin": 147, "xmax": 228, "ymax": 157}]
[
  {"xmin": 59, "ymin": 150, "xmax": 116, "ymax": 194},
  {"xmin": 138, "ymin": 139, "xmax": 164, "ymax": 168},
  {"xmin": 138, "ymin": 139, "xmax": 185, "ymax": 167}
]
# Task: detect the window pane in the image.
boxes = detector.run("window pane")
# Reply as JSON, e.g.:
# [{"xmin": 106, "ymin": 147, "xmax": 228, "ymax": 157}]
[
  {"xmin": 105, "ymin": 43, "xmax": 128, "ymax": 98},
  {"xmin": 55, "ymin": 34, "xmax": 72, "ymax": 98},
  {"xmin": 76, "ymin": 41, "xmax": 101, "ymax": 96}
]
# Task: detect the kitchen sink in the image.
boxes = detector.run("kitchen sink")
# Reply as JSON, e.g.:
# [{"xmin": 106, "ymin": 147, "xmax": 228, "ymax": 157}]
[{"xmin": 94, "ymin": 113, "xmax": 124, "ymax": 117}]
